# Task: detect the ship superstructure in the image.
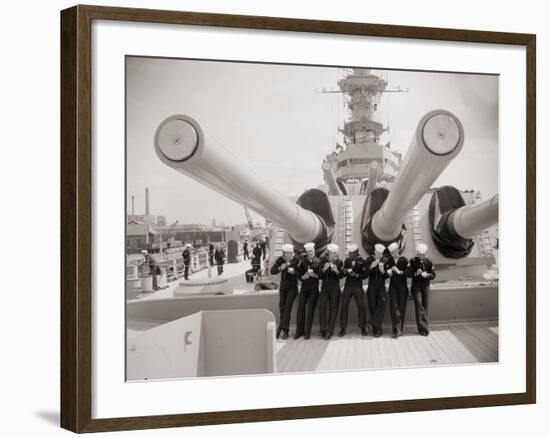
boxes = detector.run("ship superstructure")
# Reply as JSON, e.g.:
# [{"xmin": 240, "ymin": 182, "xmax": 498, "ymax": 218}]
[{"xmin": 321, "ymin": 68, "xmax": 406, "ymax": 196}]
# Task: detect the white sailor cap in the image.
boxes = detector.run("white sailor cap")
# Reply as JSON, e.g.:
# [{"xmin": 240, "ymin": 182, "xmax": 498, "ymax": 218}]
[
  {"xmin": 374, "ymin": 243, "xmax": 386, "ymax": 253},
  {"xmin": 348, "ymin": 243, "xmax": 358, "ymax": 252},
  {"xmin": 186, "ymin": 243, "xmax": 193, "ymax": 248},
  {"xmin": 416, "ymin": 243, "xmax": 428, "ymax": 254},
  {"xmin": 282, "ymin": 244, "xmax": 294, "ymax": 253},
  {"xmin": 388, "ymin": 242, "xmax": 399, "ymax": 252},
  {"xmin": 327, "ymin": 243, "xmax": 339, "ymax": 252},
  {"xmin": 141, "ymin": 250, "xmax": 148, "ymax": 254},
  {"xmin": 304, "ymin": 242, "xmax": 315, "ymax": 251}
]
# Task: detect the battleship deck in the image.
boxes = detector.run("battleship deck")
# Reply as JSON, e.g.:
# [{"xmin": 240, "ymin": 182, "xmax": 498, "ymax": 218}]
[
  {"xmin": 275, "ymin": 322, "xmax": 498, "ymax": 373},
  {"xmin": 127, "ymin": 318, "xmax": 498, "ymax": 374},
  {"xmin": 127, "ymin": 257, "xmax": 498, "ymax": 375}
]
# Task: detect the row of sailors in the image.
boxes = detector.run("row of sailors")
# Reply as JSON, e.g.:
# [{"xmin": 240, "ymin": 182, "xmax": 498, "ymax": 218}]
[{"xmin": 270, "ymin": 241, "xmax": 435, "ymax": 340}]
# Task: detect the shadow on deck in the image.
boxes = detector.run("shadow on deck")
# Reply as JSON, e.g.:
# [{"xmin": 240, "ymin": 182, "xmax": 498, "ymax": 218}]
[{"xmin": 275, "ymin": 321, "xmax": 498, "ymax": 373}]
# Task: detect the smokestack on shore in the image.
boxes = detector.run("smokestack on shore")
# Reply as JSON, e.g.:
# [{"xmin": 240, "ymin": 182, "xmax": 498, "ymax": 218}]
[{"xmin": 145, "ymin": 188, "xmax": 150, "ymax": 215}]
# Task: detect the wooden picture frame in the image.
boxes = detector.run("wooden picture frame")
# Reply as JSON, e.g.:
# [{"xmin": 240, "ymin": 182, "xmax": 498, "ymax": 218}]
[{"xmin": 60, "ymin": 4, "xmax": 536, "ymax": 433}]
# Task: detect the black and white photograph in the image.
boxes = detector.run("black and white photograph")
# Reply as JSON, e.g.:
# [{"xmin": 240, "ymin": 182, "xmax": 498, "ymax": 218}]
[{"xmin": 125, "ymin": 57, "xmax": 499, "ymax": 380}]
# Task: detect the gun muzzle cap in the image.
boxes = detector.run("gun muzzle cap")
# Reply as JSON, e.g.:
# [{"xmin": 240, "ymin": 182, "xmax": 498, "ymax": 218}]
[{"xmin": 156, "ymin": 117, "xmax": 199, "ymax": 162}]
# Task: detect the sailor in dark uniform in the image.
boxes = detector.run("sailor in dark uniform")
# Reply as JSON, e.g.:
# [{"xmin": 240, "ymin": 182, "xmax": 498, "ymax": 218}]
[
  {"xmin": 245, "ymin": 251, "xmax": 261, "ymax": 283},
  {"xmin": 182, "ymin": 243, "xmax": 192, "ymax": 280},
  {"xmin": 214, "ymin": 244, "xmax": 225, "ymax": 276},
  {"xmin": 243, "ymin": 239, "xmax": 249, "ymax": 261},
  {"xmin": 208, "ymin": 243, "xmax": 214, "ymax": 266},
  {"xmin": 260, "ymin": 238, "xmax": 267, "ymax": 260},
  {"xmin": 338, "ymin": 243, "xmax": 368, "ymax": 337},
  {"xmin": 318, "ymin": 243, "xmax": 344, "ymax": 340},
  {"xmin": 270, "ymin": 244, "xmax": 300, "ymax": 340},
  {"xmin": 365, "ymin": 243, "xmax": 390, "ymax": 337},
  {"xmin": 295, "ymin": 242, "xmax": 322, "ymax": 340},
  {"xmin": 407, "ymin": 243, "xmax": 436, "ymax": 336},
  {"xmin": 252, "ymin": 241, "xmax": 262, "ymax": 262},
  {"xmin": 386, "ymin": 242, "xmax": 409, "ymax": 338}
]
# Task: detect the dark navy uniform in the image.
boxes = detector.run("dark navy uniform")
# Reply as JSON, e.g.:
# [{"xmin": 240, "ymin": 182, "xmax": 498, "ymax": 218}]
[
  {"xmin": 365, "ymin": 255, "xmax": 390, "ymax": 335},
  {"xmin": 182, "ymin": 248, "xmax": 191, "ymax": 280},
  {"xmin": 295, "ymin": 254, "xmax": 322, "ymax": 338},
  {"xmin": 387, "ymin": 255, "xmax": 409, "ymax": 334},
  {"xmin": 318, "ymin": 257, "xmax": 344, "ymax": 338},
  {"xmin": 243, "ymin": 241, "xmax": 249, "ymax": 261},
  {"xmin": 245, "ymin": 253, "xmax": 261, "ymax": 282},
  {"xmin": 214, "ymin": 248, "xmax": 225, "ymax": 275},
  {"xmin": 270, "ymin": 255, "xmax": 300, "ymax": 336},
  {"xmin": 339, "ymin": 255, "xmax": 367, "ymax": 332},
  {"xmin": 407, "ymin": 257, "xmax": 436, "ymax": 335},
  {"xmin": 208, "ymin": 244, "xmax": 214, "ymax": 266},
  {"xmin": 252, "ymin": 245, "xmax": 262, "ymax": 261}
]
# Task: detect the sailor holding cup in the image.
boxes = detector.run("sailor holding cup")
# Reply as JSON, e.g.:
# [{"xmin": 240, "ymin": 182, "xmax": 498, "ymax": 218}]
[
  {"xmin": 338, "ymin": 243, "xmax": 368, "ymax": 337},
  {"xmin": 270, "ymin": 243, "xmax": 300, "ymax": 339},
  {"xmin": 318, "ymin": 243, "xmax": 344, "ymax": 340},
  {"xmin": 295, "ymin": 242, "xmax": 322, "ymax": 340},
  {"xmin": 365, "ymin": 243, "xmax": 390, "ymax": 337},
  {"xmin": 407, "ymin": 243, "xmax": 436, "ymax": 336},
  {"xmin": 386, "ymin": 242, "xmax": 409, "ymax": 338}
]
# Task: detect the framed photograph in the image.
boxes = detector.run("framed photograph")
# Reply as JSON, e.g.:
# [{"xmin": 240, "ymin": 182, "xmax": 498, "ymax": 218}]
[{"xmin": 60, "ymin": 4, "xmax": 536, "ymax": 433}]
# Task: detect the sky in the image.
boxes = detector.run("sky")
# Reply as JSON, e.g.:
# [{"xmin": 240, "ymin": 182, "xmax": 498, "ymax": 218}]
[{"xmin": 126, "ymin": 57, "xmax": 498, "ymax": 226}]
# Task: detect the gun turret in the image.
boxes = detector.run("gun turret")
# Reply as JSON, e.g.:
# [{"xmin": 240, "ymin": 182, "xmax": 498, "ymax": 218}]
[
  {"xmin": 154, "ymin": 115, "xmax": 329, "ymax": 248},
  {"xmin": 430, "ymin": 186, "xmax": 498, "ymax": 258},
  {"xmin": 362, "ymin": 110, "xmax": 465, "ymax": 253}
]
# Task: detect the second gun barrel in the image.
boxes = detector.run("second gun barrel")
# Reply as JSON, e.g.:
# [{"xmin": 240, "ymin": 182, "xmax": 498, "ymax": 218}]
[
  {"xmin": 450, "ymin": 195, "xmax": 499, "ymax": 239},
  {"xmin": 371, "ymin": 110, "xmax": 465, "ymax": 241}
]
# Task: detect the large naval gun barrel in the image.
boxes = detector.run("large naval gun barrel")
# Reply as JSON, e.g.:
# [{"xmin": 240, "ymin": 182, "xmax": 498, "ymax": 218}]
[
  {"xmin": 368, "ymin": 110, "xmax": 465, "ymax": 245},
  {"xmin": 154, "ymin": 115, "xmax": 327, "ymax": 246},
  {"xmin": 430, "ymin": 189, "xmax": 498, "ymax": 258},
  {"xmin": 450, "ymin": 195, "xmax": 499, "ymax": 239}
]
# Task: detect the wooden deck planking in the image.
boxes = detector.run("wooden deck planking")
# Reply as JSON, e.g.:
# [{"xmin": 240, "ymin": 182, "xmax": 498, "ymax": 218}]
[
  {"xmin": 462, "ymin": 323, "xmax": 498, "ymax": 357},
  {"xmin": 363, "ymin": 337, "xmax": 375, "ymax": 369},
  {"xmin": 406, "ymin": 331, "xmax": 437, "ymax": 366},
  {"xmin": 437, "ymin": 324, "xmax": 480, "ymax": 364},
  {"xmin": 389, "ymin": 336, "xmax": 409, "ymax": 368},
  {"xmin": 462, "ymin": 324, "xmax": 499, "ymax": 362},
  {"xmin": 424, "ymin": 328, "xmax": 455, "ymax": 365},
  {"xmin": 398, "ymin": 334, "xmax": 425, "ymax": 367},
  {"xmin": 448, "ymin": 324, "xmax": 496, "ymax": 363},
  {"xmin": 429, "ymin": 328, "xmax": 461, "ymax": 364},
  {"xmin": 275, "ymin": 322, "xmax": 499, "ymax": 373}
]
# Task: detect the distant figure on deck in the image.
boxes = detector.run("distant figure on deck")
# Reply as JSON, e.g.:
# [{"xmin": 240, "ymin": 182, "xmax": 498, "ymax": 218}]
[
  {"xmin": 366, "ymin": 243, "xmax": 390, "ymax": 337},
  {"xmin": 260, "ymin": 238, "xmax": 267, "ymax": 260},
  {"xmin": 208, "ymin": 243, "xmax": 214, "ymax": 266},
  {"xmin": 252, "ymin": 241, "xmax": 262, "ymax": 262},
  {"xmin": 407, "ymin": 243, "xmax": 436, "ymax": 336},
  {"xmin": 270, "ymin": 243, "xmax": 300, "ymax": 340},
  {"xmin": 245, "ymin": 251, "xmax": 261, "ymax": 283},
  {"xmin": 319, "ymin": 243, "xmax": 344, "ymax": 340},
  {"xmin": 140, "ymin": 249, "xmax": 159, "ymax": 290},
  {"xmin": 214, "ymin": 244, "xmax": 225, "ymax": 276},
  {"xmin": 339, "ymin": 243, "xmax": 368, "ymax": 338},
  {"xmin": 295, "ymin": 242, "xmax": 322, "ymax": 340},
  {"xmin": 182, "ymin": 243, "xmax": 192, "ymax": 280},
  {"xmin": 386, "ymin": 242, "xmax": 409, "ymax": 338},
  {"xmin": 242, "ymin": 239, "xmax": 249, "ymax": 261}
]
